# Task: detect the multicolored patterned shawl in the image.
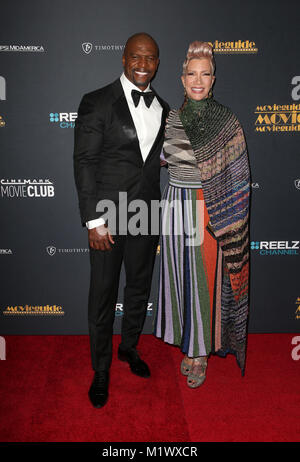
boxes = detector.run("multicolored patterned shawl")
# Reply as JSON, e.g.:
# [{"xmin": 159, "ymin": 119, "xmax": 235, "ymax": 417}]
[{"xmin": 180, "ymin": 97, "xmax": 250, "ymax": 374}]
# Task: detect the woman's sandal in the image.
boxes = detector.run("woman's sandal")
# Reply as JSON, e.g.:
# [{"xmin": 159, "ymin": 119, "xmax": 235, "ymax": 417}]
[
  {"xmin": 187, "ymin": 357, "xmax": 207, "ymax": 388},
  {"xmin": 180, "ymin": 356, "xmax": 192, "ymax": 376}
]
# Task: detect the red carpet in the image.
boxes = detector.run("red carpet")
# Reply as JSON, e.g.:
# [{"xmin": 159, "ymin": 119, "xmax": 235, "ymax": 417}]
[{"xmin": 0, "ymin": 334, "xmax": 299, "ymax": 442}]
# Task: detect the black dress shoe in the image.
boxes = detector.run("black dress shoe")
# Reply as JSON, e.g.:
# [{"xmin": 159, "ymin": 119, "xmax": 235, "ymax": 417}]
[
  {"xmin": 88, "ymin": 371, "xmax": 109, "ymax": 408},
  {"xmin": 118, "ymin": 347, "xmax": 150, "ymax": 378}
]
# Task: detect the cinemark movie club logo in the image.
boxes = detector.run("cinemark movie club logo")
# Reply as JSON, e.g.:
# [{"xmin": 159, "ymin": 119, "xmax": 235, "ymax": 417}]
[
  {"xmin": 208, "ymin": 40, "xmax": 258, "ymax": 54},
  {"xmin": 251, "ymin": 240, "xmax": 299, "ymax": 255},
  {"xmin": 0, "ymin": 179, "xmax": 55, "ymax": 198},
  {"xmin": 255, "ymin": 104, "xmax": 300, "ymax": 133},
  {"xmin": 2, "ymin": 305, "xmax": 64, "ymax": 316},
  {"xmin": 49, "ymin": 112, "xmax": 77, "ymax": 128}
]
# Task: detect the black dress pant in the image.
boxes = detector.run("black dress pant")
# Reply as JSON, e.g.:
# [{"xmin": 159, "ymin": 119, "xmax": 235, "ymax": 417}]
[{"xmin": 88, "ymin": 233, "xmax": 158, "ymax": 371}]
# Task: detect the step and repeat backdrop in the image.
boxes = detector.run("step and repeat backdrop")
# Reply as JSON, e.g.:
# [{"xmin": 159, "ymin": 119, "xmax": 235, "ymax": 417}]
[{"xmin": 0, "ymin": 0, "xmax": 299, "ymax": 334}]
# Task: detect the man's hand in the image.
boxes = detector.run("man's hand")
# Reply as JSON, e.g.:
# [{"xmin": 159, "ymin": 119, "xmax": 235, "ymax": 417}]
[{"xmin": 88, "ymin": 224, "xmax": 115, "ymax": 251}]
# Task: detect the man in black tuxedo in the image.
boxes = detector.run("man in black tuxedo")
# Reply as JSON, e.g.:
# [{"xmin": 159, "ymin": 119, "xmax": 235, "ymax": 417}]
[{"xmin": 73, "ymin": 33, "xmax": 169, "ymax": 408}]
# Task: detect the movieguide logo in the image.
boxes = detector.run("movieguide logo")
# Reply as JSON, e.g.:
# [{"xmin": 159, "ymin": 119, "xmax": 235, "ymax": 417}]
[
  {"xmin": 255, "ymin": 103, "xmax": 300, "ymax": 132},
  {"xmin": 208, "ymin": 40, "xmax": 257, "ymax": 53},
  {"xmin": 3, "ymin": 305, "xmax": 64, "ymax": 316},
  {"xmin": 296, "ymin": 298, "xmax": 300, "ymax": 320}
]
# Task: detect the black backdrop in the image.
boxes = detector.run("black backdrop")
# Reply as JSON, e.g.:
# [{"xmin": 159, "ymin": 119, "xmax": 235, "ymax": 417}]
[{"xmin": 0, "ymin": 0, "xmax": 299, "ymax": 335}]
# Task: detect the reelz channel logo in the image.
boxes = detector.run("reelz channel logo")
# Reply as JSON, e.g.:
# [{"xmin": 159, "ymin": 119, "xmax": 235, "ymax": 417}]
[
  {"xmin": 49, "ymin": 112, "xmax": 77, "ymax": 128},
  {"xmin": 251, "ymin": 240, "xmax": 299, "ymax": 255},
  {"xmin": 115, "ymin": 303, "xmax": 153, "ymax": 317}
]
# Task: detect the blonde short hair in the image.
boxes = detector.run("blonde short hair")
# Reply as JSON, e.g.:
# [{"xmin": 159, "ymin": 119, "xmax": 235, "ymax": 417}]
[{"xmin": 182, "ymin": 41, "xmax": 215, "ymax": 75}]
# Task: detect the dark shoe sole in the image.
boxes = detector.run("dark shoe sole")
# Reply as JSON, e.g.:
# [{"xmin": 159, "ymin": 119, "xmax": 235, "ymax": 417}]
[{"xmin": 88, "ymin": 391, "xmax": 108, "ymax": 409}]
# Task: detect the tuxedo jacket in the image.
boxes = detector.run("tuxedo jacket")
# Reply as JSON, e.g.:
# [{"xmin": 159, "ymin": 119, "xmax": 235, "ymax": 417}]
[{"xmin": 73, "ymin": 78, "xmax": 169, "ymax": 227}]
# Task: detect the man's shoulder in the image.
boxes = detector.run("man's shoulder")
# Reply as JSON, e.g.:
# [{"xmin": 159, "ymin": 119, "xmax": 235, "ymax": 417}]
[{"xmin": 81, "ymin": 79, "xmax": 122, "ymax": 105}]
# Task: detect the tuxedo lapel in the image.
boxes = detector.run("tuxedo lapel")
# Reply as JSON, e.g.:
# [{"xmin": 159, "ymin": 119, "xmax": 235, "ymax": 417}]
[
  {"xmin": 111, "ymin": 80, "xmax": 143, "ymax": 162},
  {"xmin": 110, "ymin": 79, "xmax": 168, "ymax": 165}
]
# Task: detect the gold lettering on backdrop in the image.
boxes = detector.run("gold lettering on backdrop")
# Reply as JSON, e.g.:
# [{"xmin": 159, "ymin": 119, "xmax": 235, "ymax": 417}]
[
  {"xmin": 3, "ymin": 305, "xmax": 65, "ymax": 315},
  {"xmin": 255, "ymin": 104, "xmax": 300, "ymax": 132},
  {"xmin": 296, "ymin": 298, "xmax": 300, "ymax": 320},
  {"xmin": 208, "ymin": 40, "xmax": 258, "ymax": 53}
]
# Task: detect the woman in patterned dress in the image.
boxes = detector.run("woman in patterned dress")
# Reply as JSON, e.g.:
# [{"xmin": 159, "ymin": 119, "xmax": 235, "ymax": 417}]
[{"xmin": 154, "ymin": 41, "xmax": 250, "ymax": 388}]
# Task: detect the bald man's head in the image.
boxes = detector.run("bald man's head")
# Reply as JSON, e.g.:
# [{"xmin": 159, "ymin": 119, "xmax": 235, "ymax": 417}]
[
  {"xmin": 122, "ymin": 33, "xmax": 160, "ymax": 90},
  {"xmin": 124, "ymin": 33, "xmax": 159, "ymax": 57}
]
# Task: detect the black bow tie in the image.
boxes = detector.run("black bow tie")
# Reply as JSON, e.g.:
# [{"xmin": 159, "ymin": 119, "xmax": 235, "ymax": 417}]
[{"xmin": 131, "ymin": 89, "xmax": 155, "ymax": 108}]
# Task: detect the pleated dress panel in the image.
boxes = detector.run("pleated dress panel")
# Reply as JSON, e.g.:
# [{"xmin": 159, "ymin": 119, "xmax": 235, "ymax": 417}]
[{"xmin": 155, "ymin": 180, "xmax": 217, "ymax": 358}]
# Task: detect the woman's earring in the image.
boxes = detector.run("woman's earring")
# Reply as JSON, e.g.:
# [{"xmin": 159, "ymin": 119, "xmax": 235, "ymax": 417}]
[{"xmin": 208, "ymin": 88, "xmax": 213, "ymax": 98}]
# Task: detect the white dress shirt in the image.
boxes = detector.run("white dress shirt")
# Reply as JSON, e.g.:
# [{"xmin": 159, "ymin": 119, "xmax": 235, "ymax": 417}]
[{"xmin": 86, "ymin": 73, "xmax": 163, "ymax": 230}]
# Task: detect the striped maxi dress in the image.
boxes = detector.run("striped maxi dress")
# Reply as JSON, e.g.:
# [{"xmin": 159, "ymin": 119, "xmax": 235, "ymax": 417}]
[{"xmin": 154, "ymin": 111, "xmax": 218, "ymax": 358}]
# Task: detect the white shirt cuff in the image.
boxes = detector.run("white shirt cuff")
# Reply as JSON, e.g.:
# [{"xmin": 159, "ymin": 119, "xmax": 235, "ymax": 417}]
[{"xmin": 86, "ymin": 218, "xmax": 106, "ymax": 229}]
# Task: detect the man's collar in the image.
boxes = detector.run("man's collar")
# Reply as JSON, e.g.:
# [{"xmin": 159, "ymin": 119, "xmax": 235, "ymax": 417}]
[{"xmin": 120, "ymin": 73, "xmax": 151, "ymax": 93}]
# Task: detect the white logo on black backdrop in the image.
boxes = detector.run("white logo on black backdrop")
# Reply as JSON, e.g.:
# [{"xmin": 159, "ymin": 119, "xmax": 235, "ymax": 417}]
[
  {"xmin": 81, "ymin": 43, "xmax": 124, "ymax": 53},
  {"xmin": 294, "ymin": 179, "xmax": 300, "ymax": 190},
  {"xmin": 251, "ymin": 182, "xmax": 260, "ymax": 189},
  {"xmin": 46, "ymin": 246, "xmax": 89, "ymax": 255},
  {"xmin": 82, "ymin": 43, "xmax": 93, "ymax": 54},
  {"xmin": 0, "ymin": 76, "xmax": 6, "ymax": 100},
  {"xmin": 291, "ymin": 76, "xmax": 300, "ymax": 101},
  {"xmin": 0, "ymin": 45, "xmax": 45, "ymax": 52},
  {"xmin": 0, "ymin": 179, "xmax": 55, "ymax": 198},
  {"xmin": 251, "ymin": 240, "xmax": 299, "ymax": 255},
  {"xmin": 46, "ymin": 246, "xmax": 56, "ymax": 256},
  {"xmin": 0, "ymin": 249, "xmax": 12, "ymax": 255},
  {"xmin": 49, "ymin": 112, "xmax": 77, "ymax": 128}
]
